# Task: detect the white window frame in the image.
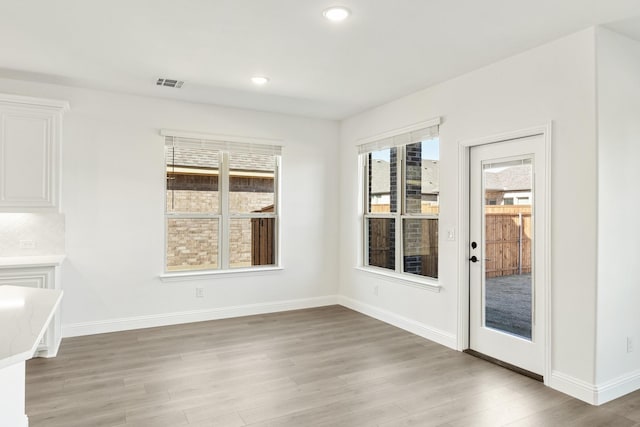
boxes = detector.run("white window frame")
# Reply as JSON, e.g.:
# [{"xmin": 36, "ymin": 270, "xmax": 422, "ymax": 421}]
[
  {"xmin": 358, "ymin": 119, "xmax": 441, "ymax": 289},
  {"xmin": 160, "ymin": 130, "xmax": 282, "ymax": 279}
]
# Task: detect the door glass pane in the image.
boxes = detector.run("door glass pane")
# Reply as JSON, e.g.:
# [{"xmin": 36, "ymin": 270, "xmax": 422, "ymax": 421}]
[
  {"xmin": 402, "ymin": 218, "xmax": 438, "ymax": 278},
  {"xmin": 166, "ymin": 146, "xmax": 219, "ymax": 214},
  {"xmin": 166, "ymin": 218, "xmax": 219, "ymax": 271},
  {"xmin": 483, "ymin": 159, "xmax": 533, "ymax": 340},
  {"xmin": 229, "ymin": 153, "xmax": 276, "ymax": 214},
  {"xmin": 368, "ymin": 148, "xmax": 397, "ymax": 213},
  {"xmin": 404, "ymin": 139, "xmax": 439, "ymax": 214},
  {"xmin": 367, "ymin": 218, "xmax": 395, "ymax": 270}
]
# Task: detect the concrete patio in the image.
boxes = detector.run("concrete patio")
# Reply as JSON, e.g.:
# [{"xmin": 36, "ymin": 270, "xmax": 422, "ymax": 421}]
[{"xmin": 485, "ymin": 273, "xmax": 532, "ymax": 339}]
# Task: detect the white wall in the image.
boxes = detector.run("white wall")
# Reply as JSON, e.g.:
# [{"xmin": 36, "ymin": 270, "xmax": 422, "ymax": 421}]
[
  {"xmin": 596, "ymin": 28, "xmax": 640, "ymax": 393},
  {"xmin": 0, "ymin": 78, "xmax": 340, "ymax": 335},
  {"xmin": 339, "ymin": 29, "xmax": 599, "ymax": 387}
]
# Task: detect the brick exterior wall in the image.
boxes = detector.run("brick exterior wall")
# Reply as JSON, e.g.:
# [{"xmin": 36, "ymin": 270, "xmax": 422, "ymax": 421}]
[
  {"xmin": 166, "ymin": 175, "xmax": 274, "ymax": 271},
  {"xmin": 388, "ymin": 148, "xmax": 397, "ymax": 270},
  {"xmin": 167, "ymin": 217, "xmax": 219, "ymax": 270},
  {"xmin": 404, "ymin": 143, "xmax": 423, "ymax": 275}
]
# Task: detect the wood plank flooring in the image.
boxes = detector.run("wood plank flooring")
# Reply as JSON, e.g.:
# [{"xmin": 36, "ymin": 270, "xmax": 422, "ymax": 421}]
[{"xmin": 25, "ymin": 305, "xmax": 640, "ymax": 426}]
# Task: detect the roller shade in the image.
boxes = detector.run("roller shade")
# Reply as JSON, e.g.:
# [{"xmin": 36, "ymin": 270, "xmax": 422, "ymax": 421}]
[
  {"xmin": 162, "ymin": 131, "xmax": 282, "ymax": 156},
  {"xmin": 357, "ymin": 119, "xmax": 440, "ymax": 154}
]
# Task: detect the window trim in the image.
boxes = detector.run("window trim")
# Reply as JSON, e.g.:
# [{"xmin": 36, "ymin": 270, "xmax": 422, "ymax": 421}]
[
  {"xmin": 359, "ymin": 119, "xmax": 440, "ymax": 283},
  {"xmin": 160, "ymin": 266, "xmax": 284, "ymax": 282},
  {"xmin": 354, "ymin": 266, "xmax": 441, "ymax": 292},
  {"xmin": 162, "ymin": 130, "xmax": 282, "ymax": 275}
]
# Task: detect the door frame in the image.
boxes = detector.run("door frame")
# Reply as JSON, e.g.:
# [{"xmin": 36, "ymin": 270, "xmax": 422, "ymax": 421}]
[{"xmin": 457, "ymin": 123, "xmax": 552, "ymax": 383}]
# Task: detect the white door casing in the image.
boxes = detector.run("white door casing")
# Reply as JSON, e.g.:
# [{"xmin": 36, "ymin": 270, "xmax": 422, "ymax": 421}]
[{"xmin": 458, "ymin": 125, "xmax": 551, "ymax": 380}]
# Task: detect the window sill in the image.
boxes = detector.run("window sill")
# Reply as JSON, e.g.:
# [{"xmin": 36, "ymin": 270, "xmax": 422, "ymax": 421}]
[
  {"xmin": 160, "ymin": 266, "xmax": 283, "ymax": 282},
  {"xmin": 354, "ymin": 266, "xmax": 441, "ymax": 292}
]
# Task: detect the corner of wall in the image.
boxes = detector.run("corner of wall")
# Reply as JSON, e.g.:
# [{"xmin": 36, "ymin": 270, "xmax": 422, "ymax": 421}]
[{"xmin": 338, "ymin": 295, "xmax": 457, "ymax": 350}]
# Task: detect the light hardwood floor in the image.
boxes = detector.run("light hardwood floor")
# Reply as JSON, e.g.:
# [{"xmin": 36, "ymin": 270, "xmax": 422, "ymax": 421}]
[{"xmin": 26, "ymin": 305, "xmax": 640, "ymax": 426}]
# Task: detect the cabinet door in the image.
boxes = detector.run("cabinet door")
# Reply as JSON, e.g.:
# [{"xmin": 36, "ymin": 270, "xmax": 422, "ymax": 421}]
[
  {"xmin": 0, "ymin": 110, "xmax": 57, "ymax": 208},
  {"xmin": 0, "ymin": 268, "xmax": 55, "ymax": 353}
]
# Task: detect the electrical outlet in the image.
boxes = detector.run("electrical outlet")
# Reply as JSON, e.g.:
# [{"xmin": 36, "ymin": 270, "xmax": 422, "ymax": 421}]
[
  {"xmin": 373, "ymin": 285, "xmax": 379, "ymax": 296},
  {"xmin": 195, "ymin": 287, "xmax": 204, "ymax": 298},
  {"xmin": 19, "ymin": 239, "xmax": 36, "ymax": 249},
  {"xmin": 627, "ymin": 337, "xmax": 634, "ymax": 353}
]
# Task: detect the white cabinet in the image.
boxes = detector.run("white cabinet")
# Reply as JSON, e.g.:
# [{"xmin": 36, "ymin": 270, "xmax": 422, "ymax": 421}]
[
  {"xmin": 0, "ymin": 256, "xmax": 64, "ymax": 358},
  {"xmin": 0, "ymin": 94, "xmax": 69, "ymax": 211},
  {"xmin": 0, "ymin": 285, "xmax": 62, "ymax": 427}
]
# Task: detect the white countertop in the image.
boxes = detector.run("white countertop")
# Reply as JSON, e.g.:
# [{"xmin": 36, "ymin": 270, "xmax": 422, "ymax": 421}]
[
  {"xmin": 0, "ymin": 285, "xmax": 63, "ymax": 369},
  {"xmin": 0, "ymin": 255, "xmax": 66, "ymax": 268}
]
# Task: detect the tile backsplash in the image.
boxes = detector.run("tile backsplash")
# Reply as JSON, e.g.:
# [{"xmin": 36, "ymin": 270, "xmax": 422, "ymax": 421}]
[{"xmin": 0, "ymin": 213, "xmax": 65, "ymax": 256}]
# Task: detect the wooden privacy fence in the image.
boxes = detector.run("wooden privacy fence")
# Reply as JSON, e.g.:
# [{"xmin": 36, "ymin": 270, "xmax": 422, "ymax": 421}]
[
  {"xmin": 485, "ymin": 206, "xmax": 531, "ymax": 278},
  {"xmin": 251, "ymin": 205, "xmax": 275, "ymax": 266},
  {"xmin": 251, "ymin": 218, "xmax": 275, "ymax": 265},
  {"xmin": 367, "ymin": 217, "xmax": 438, "ymax": 278},
  {"xmin": 368, "ymin": 218, "xmax": 393, "ymax": 269},
  {"xmin": 370, "ymin": 203, "xmax": 439, "ymax": 214},
  {"xmin": 367, "ymin": 205, "xmax": 528, "ymax": 278}
]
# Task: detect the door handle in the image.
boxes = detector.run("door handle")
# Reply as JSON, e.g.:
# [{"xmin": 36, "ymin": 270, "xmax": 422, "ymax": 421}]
[{"xmin": 469, "ymin": 256, "xmax": 479, "ymax": 263}]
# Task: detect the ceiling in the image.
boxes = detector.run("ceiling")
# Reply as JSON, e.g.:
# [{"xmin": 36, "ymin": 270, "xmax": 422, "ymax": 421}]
[
  {"xmin": 1, "ymin": 1, "xmax": 639, "ymax": 120},
  {"xmin": 606, "ymin": 14, "xmax": 640, "ymax": 41}
]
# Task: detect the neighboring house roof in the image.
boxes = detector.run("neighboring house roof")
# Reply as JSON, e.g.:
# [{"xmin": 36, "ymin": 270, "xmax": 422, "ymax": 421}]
[
  {"xmin": 166, "ymin": 147, "xmax": 274, "ymax": 172},
  {"xmin": 370, "ymin": 159, "xmax": 439, "ymax": 195},
  {"xmin": 484, "ymin": 165, "xmax": 531, "ymax": 191}
]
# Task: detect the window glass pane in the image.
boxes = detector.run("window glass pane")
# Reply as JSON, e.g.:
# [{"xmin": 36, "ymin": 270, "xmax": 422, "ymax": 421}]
[
  {"xmin": 404, "ymin": 139, "xmax": 439, "ymax": 214},
  {"xmin": 368, "ymin": 148, "xmax": 397, "ymax": 213},
  {"xmin": 230, "ymin": 218, "xmax": 275, "ymax": 268},
  {"xmin": 367, "ymin": 218, "xmax": 396, "ymax": 270},
  {"xmin": 402, "ymin": 218, "xmax": 438, "ymax": 278},
  {"xmin": 166, "ymin": 218, "xmax": 218, "ymax": 271},
  {"xmin": 166, "ymin": 146, "xmax": 219, "ymax": 213},
  {"xmin": 229, "ymin": 153, "xmax": 276, "ymax": 214}
]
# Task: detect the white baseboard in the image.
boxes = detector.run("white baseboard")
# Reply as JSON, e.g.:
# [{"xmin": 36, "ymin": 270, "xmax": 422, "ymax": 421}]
[
  {"xmin": 594, "ymin": 368, "xmax": 640, "ymax": 405},
  {"xmin": 60, "ymin": 291, "xmax": 640, "ymax": 406},
  {"xmin": 338, "ymin": 296, "xmax": 457, "ymax": 349},
  {"xmin": 64, "ymin": 294, "xmax": 457, "ymax": 350},
  {"xmin": 58, "ymin": 293, "xmax": 640, "ymax": 406},
  {"xmin": 548, "ymin": 371, "xmax": 598, "ymax": 404},
  {"xmin": 62, "ymin": 295, "xmax": 339, "ymax": 338},
  {"xmin": 549, "ymin": 369, "xmax": 640, "ymax": 405}
]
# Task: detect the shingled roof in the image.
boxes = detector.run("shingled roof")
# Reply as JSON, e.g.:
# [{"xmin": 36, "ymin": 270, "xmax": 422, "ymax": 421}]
[
  {"xmin": 370, "ymin": 161, "xmax": 531, "ymax": 195},
  {"xmin": 165, "ymin": 147, "xmax": 275, "ymax": 172},
  {"xmin": 484, "ymin": 165, "xmax": 531, "ymax": 191},
  {"xmin": 370, "ymin": 159, "xmax": 439, "ymax": 195}
]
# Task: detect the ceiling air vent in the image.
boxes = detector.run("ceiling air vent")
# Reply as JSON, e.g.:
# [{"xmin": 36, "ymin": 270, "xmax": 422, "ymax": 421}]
[{"xmin": 156, "ymin": 78, "xmax": 184, "ymax": 88}]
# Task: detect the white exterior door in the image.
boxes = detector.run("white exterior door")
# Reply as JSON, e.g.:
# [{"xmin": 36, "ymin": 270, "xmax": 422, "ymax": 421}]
[{"xmin": 469, "ymin": 134, "xmax": 547, "ymax": 376}]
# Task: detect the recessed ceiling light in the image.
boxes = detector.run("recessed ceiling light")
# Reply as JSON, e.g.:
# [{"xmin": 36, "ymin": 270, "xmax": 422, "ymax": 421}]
[
  {"xmin": 251, "ymin": 76, "xmax": 270, "ymax": 86},
  {"xmin": 323, "ymin": 6, "xmax": 350, "ymax": 22}
]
